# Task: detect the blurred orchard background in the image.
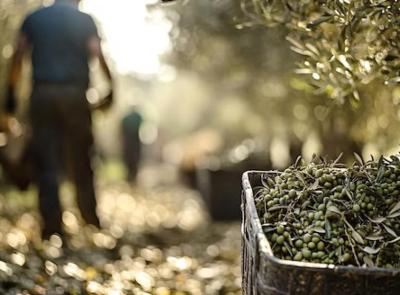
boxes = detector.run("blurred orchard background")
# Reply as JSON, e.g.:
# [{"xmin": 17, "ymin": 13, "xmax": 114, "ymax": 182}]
[
  {"xmin": 0, "ymin": 0, "xmax": 399, "ymax": 294},
  {"xmin": 1, "ymin": 0, "xmax": 400, "ymax": 168}
]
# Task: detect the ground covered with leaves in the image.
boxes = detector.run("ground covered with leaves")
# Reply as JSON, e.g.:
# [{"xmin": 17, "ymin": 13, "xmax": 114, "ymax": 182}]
[{"xmin": 0, "ymin": 166, "xmax": 241, "ymax": 295}]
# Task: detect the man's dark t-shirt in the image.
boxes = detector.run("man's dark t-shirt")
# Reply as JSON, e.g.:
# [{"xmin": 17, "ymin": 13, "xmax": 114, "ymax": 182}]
[{"xmin": 21, "ymin": 0, "xmax": 99, "ymax": 87}]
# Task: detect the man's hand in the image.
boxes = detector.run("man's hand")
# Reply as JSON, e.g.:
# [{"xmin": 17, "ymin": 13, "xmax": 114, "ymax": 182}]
[
  {"xmin": 6, "ymin": 32, "xmax": 28, "ymax": 114},
  {"xmin": 90, "ymin": 90, "xmax": 113, "ymax": 112},
  {"xmin": 5, "ymin": 86, "xmax": 17, "ymax": 115}
]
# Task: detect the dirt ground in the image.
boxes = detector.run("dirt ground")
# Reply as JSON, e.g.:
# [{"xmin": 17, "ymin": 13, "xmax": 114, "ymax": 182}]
[{"xmin": 0, "ymin": 164, "xmax": 241, "ymax": 294}]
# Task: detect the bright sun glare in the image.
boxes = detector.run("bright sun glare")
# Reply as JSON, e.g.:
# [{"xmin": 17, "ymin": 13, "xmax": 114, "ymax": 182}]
[{"xmin": 81, "ymin": 0, "xmax": 172, "ymax": 77}]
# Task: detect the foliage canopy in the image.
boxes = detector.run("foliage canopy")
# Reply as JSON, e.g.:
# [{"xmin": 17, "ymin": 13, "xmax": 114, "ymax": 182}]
[{"xmin": 243, "ymin": 0, "xmax": 400, "ymax": 104}]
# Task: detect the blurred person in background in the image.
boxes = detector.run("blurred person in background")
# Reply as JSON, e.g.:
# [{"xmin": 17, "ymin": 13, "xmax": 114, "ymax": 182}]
[
  {"xmin": 5, "ymin": 0, "xmax": 113, "ymax": 240},
  {"xmin": 121, "ymin": 107, "xmax": 143, "ymax": 183}
]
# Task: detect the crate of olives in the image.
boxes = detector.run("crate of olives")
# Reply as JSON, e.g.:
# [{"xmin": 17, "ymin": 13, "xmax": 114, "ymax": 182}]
[{"xmin": 241, "ymin": 156, "xmax": 400, "ymax": 295}]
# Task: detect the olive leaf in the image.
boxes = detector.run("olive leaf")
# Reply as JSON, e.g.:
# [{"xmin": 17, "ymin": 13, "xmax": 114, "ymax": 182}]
[
  {"xmin": 344, "ymin": 189, "xmax": 353, "ymax": 200},
  {"xmin": 261, "ymin": 176, "xmax": 270, "ymax": 188},
  {"xmin": 267, "ymin": 177, "xmax": 275, "ymax": 187},
  {"xmin": 354, "ymin": 152, "xmax": 364, "ymax": 166},
  {"xmin": 305, "ymin": 43, "xmax": 319, "ymax": 56},
  {"xmin": 290, "ymin": 46, "xmax": 315, "ymax": 57},
  {"xmin": 286, "ymin": 36, "xmax": 304, "ymax": 50},
  {"xmin": 386, "ymin": 77, "xmax": 400, "ymax": 85},
  {"xmin": 387, "ymin": 211, "xmax": 400, "ymax": 219},
  {"xmin": 325, "ymin": 220, "xmax": 332, "ymax": 239},
  {"xmin": 295, "ymin": 172, "xmax": 306, "ymax": 185},
  {"xmin": 387, "ymin": 236, "xmax": 400, "ymax": 244},
  {"xmin": 389, "ymin": 201, "xmax": 400, "ymax": 215},
  {"xmin": 295, "ymin": 68, "xmax": 314, "ymax": 75},
  {"xmin": 376, "ymin": 163, "xmax": 385, "ymax": 183},
  {"xmin": 268, "ymin": 206, "xmax": 289, "ymax": 212},
  {"xmin": 327, "ymin": 205, "xmax": 342, "ymax": 215},
  {"xmin": 306, "ymin": 14, "xmax": 332, "ymax": 28},
  {"xmin": 262, "ymin": 227, "xmax": 276, "ymax": 234},
  {"xmin": 368, "ymin": 217, "xmax": 386, "ymax": 224},
  {"xmin": 294, "ymin": 156, "xmax": 302, "ymax": 168},
  {"xmin": 309, "ymin": 180, "xmax": 319, "ymax": 190},
  {"xmin": 312, "ymin": 227, "xmax": 326, "ymax": 234},
  {"xmin": 361, "ymin": 246, "xmax": 380, "ymax": 255},
  {"xmin": 333, "ymin": 153, "xmax": 343, "ymax": 167},
  {"xmin": 335, "ymin": 247, "xmax": 342, "ymax": 259},
  {"xmin": 351, "ymin": 230, "xmax": 365, "ymax": 245},
  {"xmin": 284, "ymin": 242, "xmax": 293, "ymax": 256},
  {"xmin": 363, "ymin": 256, "xmax": 375, "ymax": 267},
  {"xmin": 365, "ymin": 235, "xmax": 384, "ymax": 241},
  {"xmin": 382, "ymin": 224, "xmax": 398, "ymax": 238}
]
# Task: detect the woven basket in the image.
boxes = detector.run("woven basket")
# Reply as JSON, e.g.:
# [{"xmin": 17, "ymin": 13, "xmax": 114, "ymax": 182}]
[{"xmin": 241, "ymin": 171, "xmax": 400, "ymax": 295}]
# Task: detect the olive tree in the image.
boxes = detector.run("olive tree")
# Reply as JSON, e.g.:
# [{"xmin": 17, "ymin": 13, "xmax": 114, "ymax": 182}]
[
  {"xmin": 242, "ymin": 0, "xmax": 400, "ymax": 158},
  {"xmin": 243, "ymin": 0, "xmax": 400, "ymax": 104},
  {"xmin": 164, "ymin": 0, "xmax": 304, "ymax": 161}
]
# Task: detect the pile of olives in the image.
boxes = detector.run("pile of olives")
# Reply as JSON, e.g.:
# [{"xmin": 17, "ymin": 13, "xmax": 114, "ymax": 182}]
[{"xmin": 255, "ymin": 155, "xmax": 400, "ymax": 268}]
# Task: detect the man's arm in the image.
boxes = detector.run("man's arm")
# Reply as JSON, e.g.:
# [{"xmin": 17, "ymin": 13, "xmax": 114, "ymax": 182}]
[
  {"xmin": 88, "ymin": 36, "xmax": 113, "ymax": 84},
  {"xmin": 88, "ymin": 36, "xmax": 114, "ymax": 110},
  {"xmin": 5, "ymin": 33, "xmax": 29, "ymax": 114}
]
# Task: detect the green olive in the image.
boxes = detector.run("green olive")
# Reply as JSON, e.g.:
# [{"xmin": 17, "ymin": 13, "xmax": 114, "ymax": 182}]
[
  {"xmin": 295, "ymin": 240, "xmax": 303, "ymax": 248},
  {"xmin": 294, "ymin": 252, "xmax": 303, "ymax": 261},
  {"xmin": 311, "ymin": 236, "xmax": 320, "ymax": 243},
  {"xmin": 341, "ymin": 253, "xmax": 351, "ymax": 263},
  {"xmin": 277, "ymin": 225, "xmax": 284, "ymax": 234},
  {"xmin": 312, "ymin": 252, "xmax": 318, "ymax": 259},
  {"xmin": 387, "ymin": 198, "xmax": 394, "ymax": 205},
  {"xmin": 314, "ymin": 212, "xmax": 322, "ymax": 220},
  {"xmin": 308, "ymin": 242, "xmax": 316, "ymax": 249},
  {"xmin": 289, "ymin": 189, "xmax": 297, "ymax": 198},
  {"xmin": 303, "ymin": 234, "xmax": 312, "ymax": 243},
  {"xmin": 317, "ymin": 251, "xmax": 325, "ymax": 258},
  {"xmin": 302, "ymin": 248, "xmax": 312, "ymax": 259},
  {"xmin": 276, "ymin": 236, "xmax": 285, "ymax": 245},
  {"xmin": 352, "ymin": 204, "xmax": 361, "ymax": 212}
]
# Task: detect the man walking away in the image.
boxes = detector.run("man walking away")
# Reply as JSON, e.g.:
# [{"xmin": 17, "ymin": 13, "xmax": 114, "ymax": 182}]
[
  {"xmin": 5, "ymin": 0, "xmax": 113, "ymax": 240},
  {"xmin": 121, "ymin": 108, "xmax": 143, "ymax": 183}
]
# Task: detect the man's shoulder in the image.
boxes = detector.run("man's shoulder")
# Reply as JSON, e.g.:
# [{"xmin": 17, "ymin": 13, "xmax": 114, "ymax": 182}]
[
  {"xmin": 23, "ymin": 6, "xmax": 46, "ymax": 22},
  {"xmin": 24, "ymin": 4, "xmax": 95, "ymax": 27},
  {"xmin": 23, "ymin": 5, "xmax": 57, "ymax": 24}
]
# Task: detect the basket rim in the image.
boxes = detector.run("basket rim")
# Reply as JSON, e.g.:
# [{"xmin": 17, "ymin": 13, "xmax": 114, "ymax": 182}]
[{"xmin": 242, "ymin": 170, "xmax": 400, "ymax": 276}]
